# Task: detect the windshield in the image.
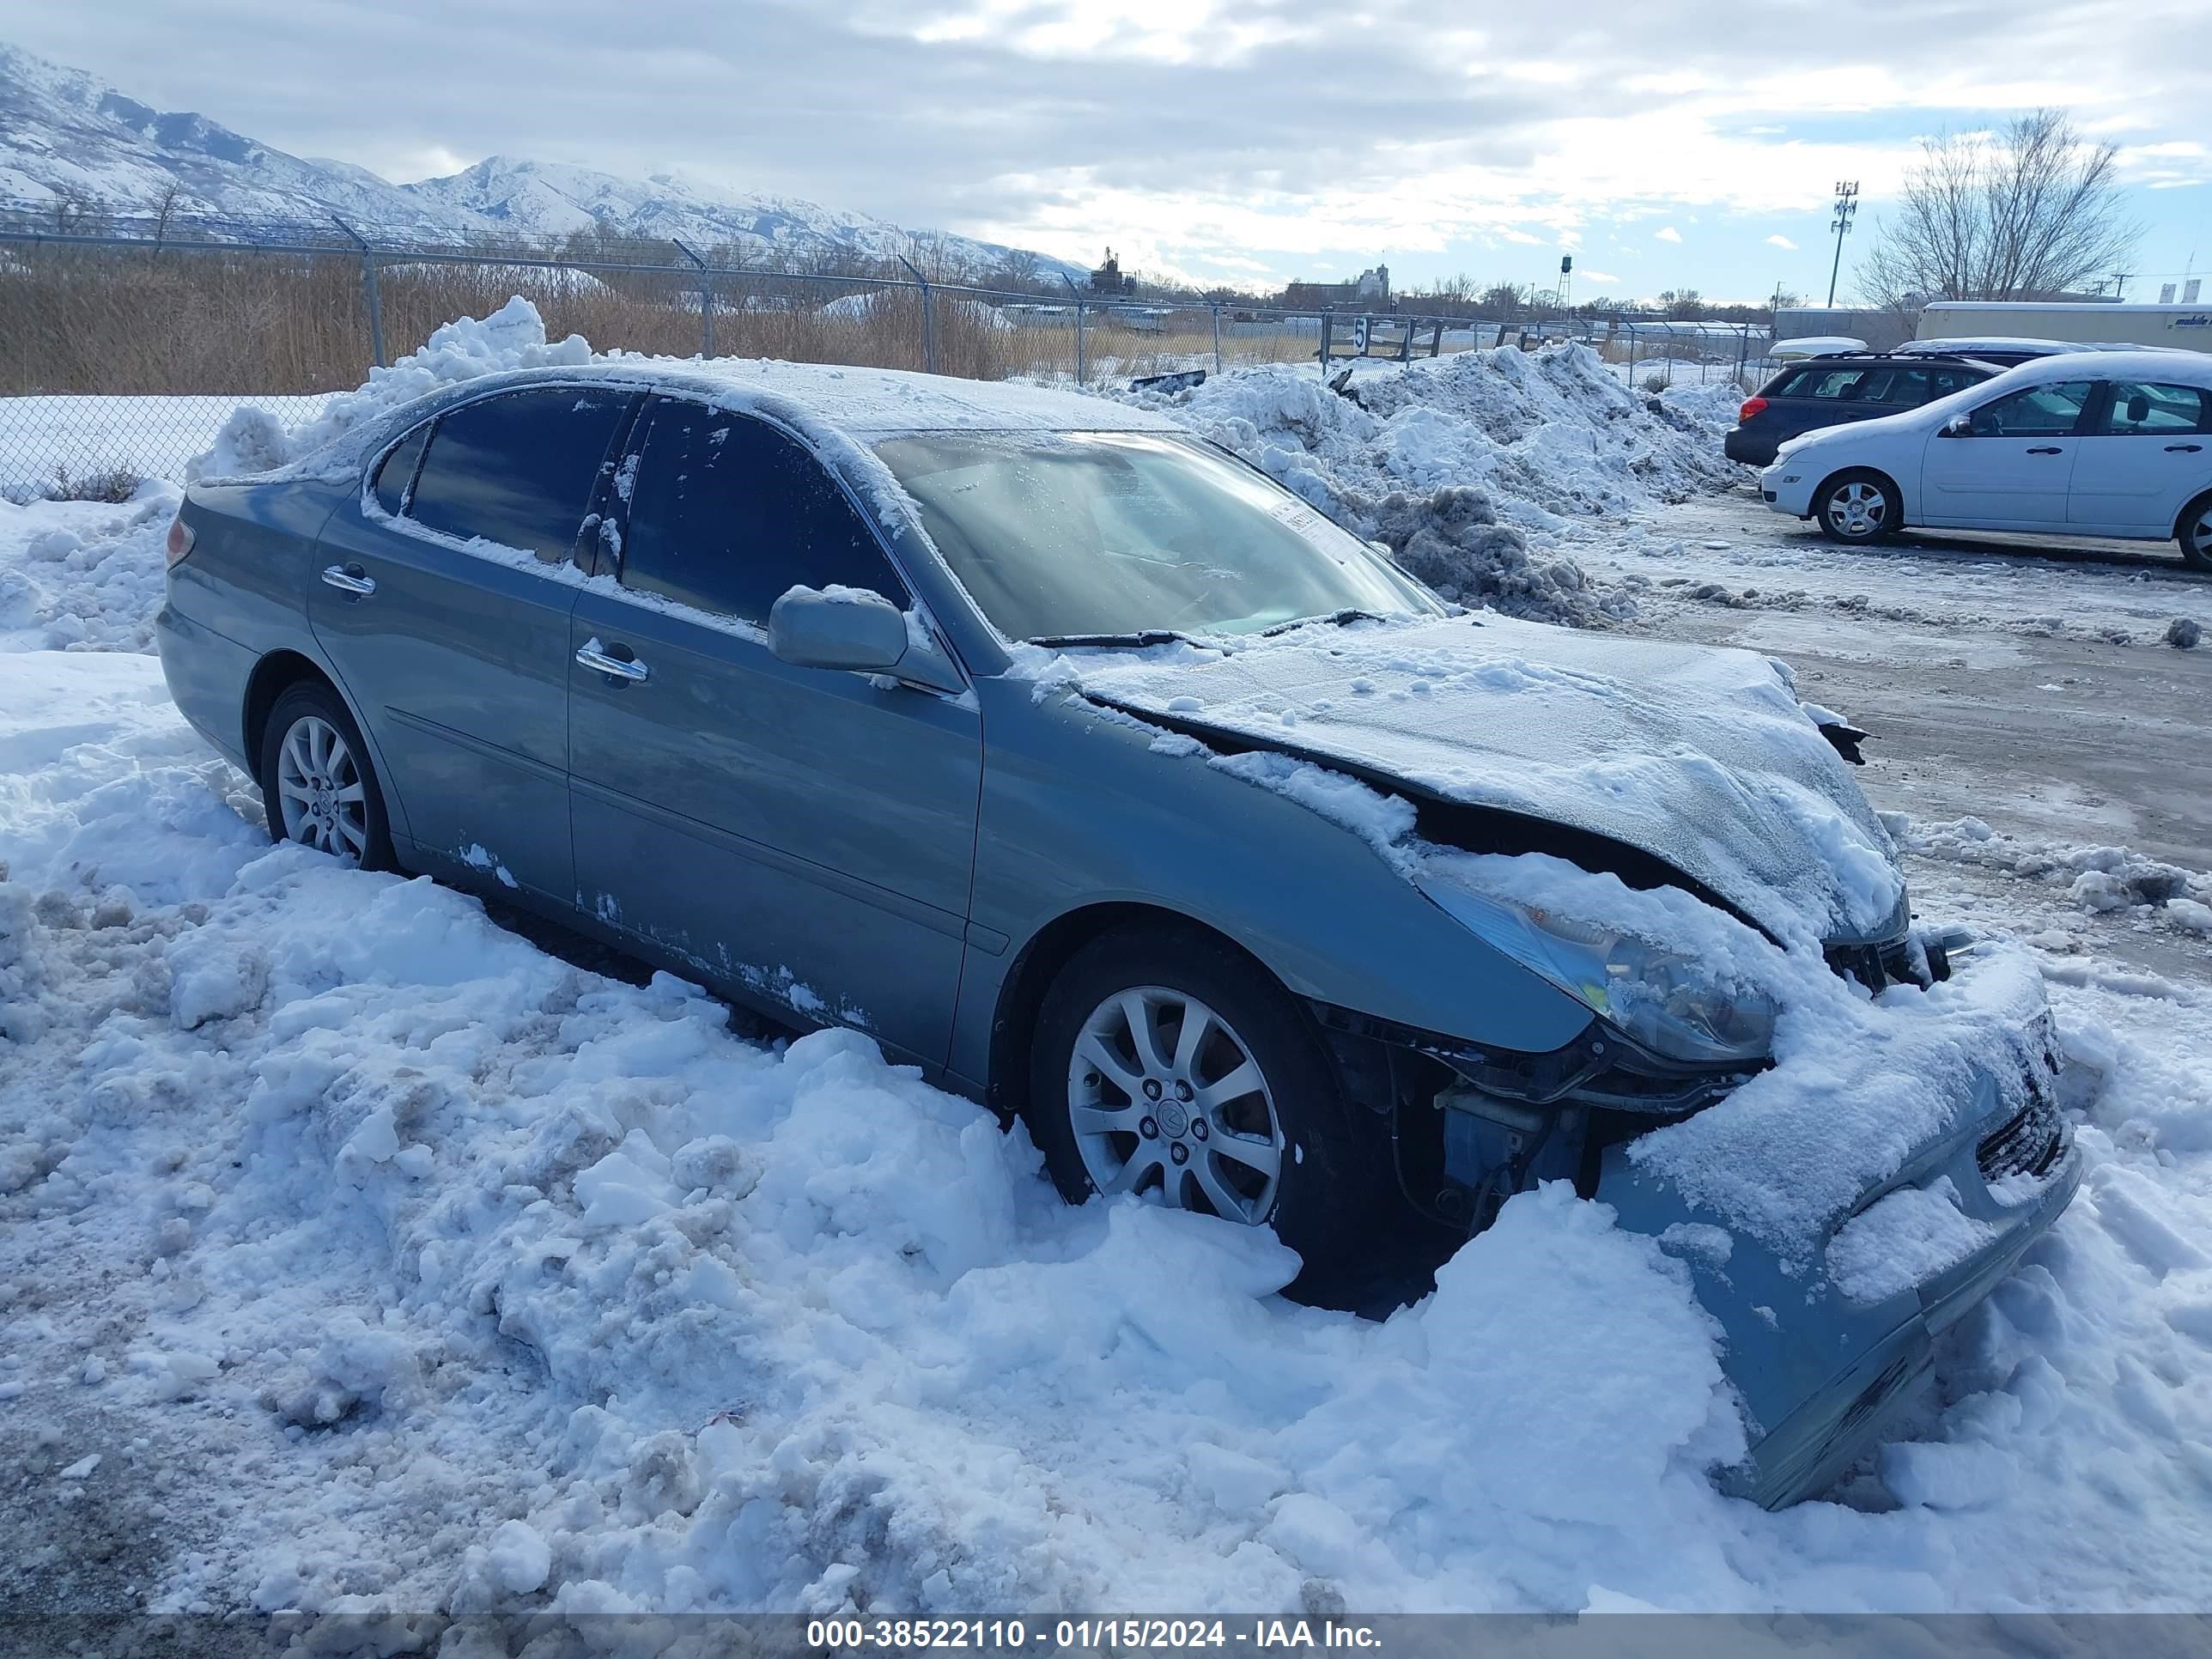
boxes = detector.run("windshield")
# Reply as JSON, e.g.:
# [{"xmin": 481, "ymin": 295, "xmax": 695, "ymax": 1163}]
[{"xmin": 872, "ymin": 429, "xmax": 1439, "ymax": 641}]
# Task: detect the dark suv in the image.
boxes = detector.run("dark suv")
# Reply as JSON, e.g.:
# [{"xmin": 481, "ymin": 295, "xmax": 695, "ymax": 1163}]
[{"xmin": 1724, "ymin": 354, "xmax": 1998, "ymax": 465}]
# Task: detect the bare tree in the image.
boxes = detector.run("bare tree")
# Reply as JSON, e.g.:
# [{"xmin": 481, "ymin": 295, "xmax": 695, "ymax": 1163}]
[{"xmin": 1860, "ymin": 108, "xmax": 2141, "ymax": 306}]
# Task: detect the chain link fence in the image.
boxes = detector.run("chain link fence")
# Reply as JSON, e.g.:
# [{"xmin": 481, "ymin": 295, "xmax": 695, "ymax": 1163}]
[{"xmin": 0, "ymin": 211, "xmax": 1771, "ymax": 496}]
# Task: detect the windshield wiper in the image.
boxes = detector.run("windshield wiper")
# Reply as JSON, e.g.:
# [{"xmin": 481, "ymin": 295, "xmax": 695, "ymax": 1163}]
[
  {"xmin": 1028, "ymin": 629, "xmax": 1197, "ymax": 648},
  {"xmin": 1256, "ymin": 607, "xmax": 1393, "ymax": 636}
]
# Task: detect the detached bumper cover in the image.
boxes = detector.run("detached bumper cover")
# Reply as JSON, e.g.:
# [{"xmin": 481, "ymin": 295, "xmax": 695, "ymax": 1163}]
[{"xmin": 1601, "ymin": 1020, "xmax": 2081, "ymax": 1510}]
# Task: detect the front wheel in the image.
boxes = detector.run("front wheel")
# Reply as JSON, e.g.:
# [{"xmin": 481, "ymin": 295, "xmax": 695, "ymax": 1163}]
[
  {"xmin": 1816, "ymin": 470, "xmax": 1901, "ymax": 544},
  {"xmin": 2179, "ymin": 492, "xmax": 2212, "ymax": 573},
  {"xmin": 258, "ymin": 681, "xmax": 397, "ymax": 871},
  {"xmin": 1024, "ymin": 924, "xmax": 1386, "ymax": 1266}
]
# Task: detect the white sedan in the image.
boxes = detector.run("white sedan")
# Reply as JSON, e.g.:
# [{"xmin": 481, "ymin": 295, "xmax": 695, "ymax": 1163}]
[{"xmin": 1760, "ymin": 349, "xmax": 2212, "ymax": 570}]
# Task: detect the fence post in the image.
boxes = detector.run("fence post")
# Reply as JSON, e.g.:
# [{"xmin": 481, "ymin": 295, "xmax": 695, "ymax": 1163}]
[
  {"xmin": 1319, "ymin": 309, "xmax": 1333, "ymax": 369},
  {"xmin": 896, "ymin": 255, "xmax": 938, "ymax": 374},
  {"xmin": 1211, "ymin": 304, "xmax": 1222, "ymax": 374},
  {"xmin": 331, "ymin": 215, "xmax": 385, "ymax": 369},
  {"xmin": 674, "ymin": 240, "xmax": 715, "ymax": 359}
]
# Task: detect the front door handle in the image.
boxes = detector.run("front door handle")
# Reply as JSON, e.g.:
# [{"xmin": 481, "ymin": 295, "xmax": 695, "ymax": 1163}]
[
  {"xmin": 575, "ymin": 639, "xmax": 648, "ymax": 684},
  {"xmin": 2025, "ymin": 446, "xmax": 2064, "ymax": 455},
  {"xmin": 320, "ymin": 563, "xmax": 375, "ymax": 596},
  {"xmin": 2166, "ymin": 443, "xmax": 2204, "ymax": 453}
]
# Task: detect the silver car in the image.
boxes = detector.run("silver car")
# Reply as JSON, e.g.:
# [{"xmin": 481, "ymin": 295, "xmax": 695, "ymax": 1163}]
[{"xmin": 156, "ymin": 360, "xmax": 2079, "ymax": 1508}]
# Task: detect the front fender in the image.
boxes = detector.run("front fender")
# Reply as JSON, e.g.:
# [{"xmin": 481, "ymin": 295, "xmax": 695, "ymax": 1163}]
[{"xmin": 952, "ymin": 681, "xmax": 1598, "ymax": 1085}]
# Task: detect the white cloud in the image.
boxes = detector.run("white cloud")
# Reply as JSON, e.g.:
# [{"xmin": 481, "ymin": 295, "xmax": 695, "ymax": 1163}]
[
  {"xmin": 4, "ymin": 0, "xmax": 2206, "ymax": 294},
  {"xmin": 1581, "ymin": 269, "xmax": 1622, "ymax": 284},
  {"xmin": 1765, "ymin": 234, "xmax": 1797, "ymax": 250}
]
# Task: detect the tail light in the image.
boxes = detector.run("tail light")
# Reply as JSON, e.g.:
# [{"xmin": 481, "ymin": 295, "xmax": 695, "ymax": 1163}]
[
  {"xmin": 165, "ymin": 512, "xmax": 195, "ymax": 568},
  {"xmin": 1738, "ymin": 396, "xmax": 1769, "ymax": 422}
]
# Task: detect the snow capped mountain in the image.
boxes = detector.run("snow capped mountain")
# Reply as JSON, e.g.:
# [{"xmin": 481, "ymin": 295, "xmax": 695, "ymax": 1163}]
[{"xmin": 0, "ymin": 41, "xmax": 1079, "ymax": 281}]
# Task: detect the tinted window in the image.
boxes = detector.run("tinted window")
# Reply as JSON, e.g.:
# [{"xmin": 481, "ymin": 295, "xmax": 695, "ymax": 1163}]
[
  {"xmin": 1968, "ymin": 381, "xmax": 2094, "ymax": 438},
  {"xmin": 617, "ymin": 398, "xmax": 908, "ymax": 623},
  {"xmin": 372, "ymin": 423, "xmax": 428, "ymax": 516},
  {"xmin": 1783, "ymin": 365, "xmax": 1919, "ymax": 403},
  {"xmin": 407, "ymin": 388, "xmax": 629, "ymax": 562},
  {"xmin": 2097, "ymin": 380, "xmax": 2209, "ymax": 435},
  {"xmin": 1928, "ymin": 368, "xmax": 1979, "ymax": 401}
]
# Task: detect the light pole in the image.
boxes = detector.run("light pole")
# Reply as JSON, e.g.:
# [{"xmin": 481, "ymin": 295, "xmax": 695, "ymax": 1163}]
[{"xmin": 1826, "ymin": 181, "xmax": 1859, "ymax": 308}]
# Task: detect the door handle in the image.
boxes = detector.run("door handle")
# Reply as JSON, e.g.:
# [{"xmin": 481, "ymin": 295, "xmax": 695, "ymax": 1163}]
[
  {"xmin": 2026, "ymin": 446, "xmax": 2063, "ymax": 455},
  {"xmin": 575, "ymin": 639, "xmax": 648, "ymax": 684},
  {"xmin": 320, "ymin": 563, "xmax": 375, "ymax": 596},
  {"xmin": 2166, "ymin": 443, "xmax": 2204, "ymax": 453}
]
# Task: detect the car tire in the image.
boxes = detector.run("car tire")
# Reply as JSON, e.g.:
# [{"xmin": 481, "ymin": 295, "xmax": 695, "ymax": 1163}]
[
  {"xmin": 258, "ymin": 680, "xmax": 398, "ymax": 872},
  {"xmin": 2179, "ymin": 491, "xmax": 2212, "ymax": 573},
  {"xmin": 1024, "ymin": 923, "xmax": 1388, "ymax": 1269},
  {"xmin": 1815, "ymin": 469, "xmax": 1901, "ymax": 545}
]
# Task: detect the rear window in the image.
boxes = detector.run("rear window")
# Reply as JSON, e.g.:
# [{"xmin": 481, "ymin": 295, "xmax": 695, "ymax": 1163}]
[
  {"xmin": 2098, "ymin": 381, "xmax": 2210, "ymax": 435},
  {"xmin": 405, "ymin": 388, "xmax": 630, "ymax": 562}
]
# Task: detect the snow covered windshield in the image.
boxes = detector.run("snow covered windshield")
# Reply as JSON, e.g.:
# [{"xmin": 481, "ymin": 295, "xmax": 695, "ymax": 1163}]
[{"xmin": 872, "ymin": 430, "xmax": 1438, "ymax": 641}]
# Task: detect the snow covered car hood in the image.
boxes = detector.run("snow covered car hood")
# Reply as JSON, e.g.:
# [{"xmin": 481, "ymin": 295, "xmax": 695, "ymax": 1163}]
[{"xmin": 1058, "ymin": 613, "xmax": 1905, "ymax": 944}]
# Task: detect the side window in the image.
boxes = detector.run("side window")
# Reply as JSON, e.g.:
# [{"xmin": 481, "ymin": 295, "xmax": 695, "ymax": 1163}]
[
  {"xmin": 2097, "ymin": 381, "xmax": 2209, "ymax": 436},
  {"xmin": 1968, "ymin": 380, "xmax": 2094, "ymax": 438},
  {"xmin": 616, "ymin": 398, "xmax": 908, "ymax": 623},
  {"xmin": 405, "ymin": 388, "xmax": 629, "ymax": 562},
  {"xmin": 1927, "ymin": 368, "xmax": 1976, "ymax": 401},
  {"xmin": 1766, "ymin": 368, "xmax": 1815, "ymax": 398},
  {"xmin": 371, "ymin": 423, "xmax": 428, "ymax": 516},
  {"xmin": 1887, "ymin": 368, "xmax": 1930, "ymax": 404},
  {"xmin": 1802, "ymin": 368, "xmax": 1869, "ymax": 400}
]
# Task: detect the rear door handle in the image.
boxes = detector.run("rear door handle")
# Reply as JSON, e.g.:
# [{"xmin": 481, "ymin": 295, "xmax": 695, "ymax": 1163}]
[
  {"xmin": 2026, "ymin": 446, "xmax": 2063, "ymax": 455},
  {"xmin": 320, "ymin": 563, "xmax": 375, "ymax": 596},
  {"xmin": 575, "ymin": 639, "xmax": 648, "ymax": 683},
  {"xmin": 2166, "ymin": 443, "xmax": 2204, "ymax": 453}
]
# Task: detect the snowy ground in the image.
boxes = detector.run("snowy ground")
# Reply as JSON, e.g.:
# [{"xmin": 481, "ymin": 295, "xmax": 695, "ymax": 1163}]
[{"xmin": 4, "ymin": 327, "xmax": 2212, "ymax": 1627}]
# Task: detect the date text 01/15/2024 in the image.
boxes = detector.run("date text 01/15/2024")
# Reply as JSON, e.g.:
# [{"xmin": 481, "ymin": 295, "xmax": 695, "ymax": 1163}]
[{"xmin": 805, "ymin": 1620, "xmax": 1384, "ymax": 1650}]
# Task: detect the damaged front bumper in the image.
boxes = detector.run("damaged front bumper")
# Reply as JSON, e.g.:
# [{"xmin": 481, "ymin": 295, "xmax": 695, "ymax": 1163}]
[{"xmin": 1599, "ymin": 1012, "xmax": 2081, "ymax": 1509}]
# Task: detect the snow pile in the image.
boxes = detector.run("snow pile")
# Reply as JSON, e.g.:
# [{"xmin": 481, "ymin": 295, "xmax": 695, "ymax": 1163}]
[
  {"xmin": 190, "ymin": 297, "xmax": 592, "ymax": 482},
  {"xmin": 1901, "ymin": 817, "xmax": 2212, "ymax": 935},
  {"xmin": 6, "ymin": 651, "xmax": 2212, "ymax": 1615},
  {"xmin": 1107, "ymin": 345, "xmax": 1745, "ymax": 625},
  {"xmin": 0, "ymin": 487, "xmax": 183, "ymax": 652}
]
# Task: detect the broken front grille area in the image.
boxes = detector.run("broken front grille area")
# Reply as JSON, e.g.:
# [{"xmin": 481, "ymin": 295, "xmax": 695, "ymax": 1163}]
[
  {"xmin": 1824, "ymin": 933, "xmax": 1929, "ymax": 994},
  {"xmin": 1978, "ymin": 1091, "xmax": 2068, "ymax": 1183}
]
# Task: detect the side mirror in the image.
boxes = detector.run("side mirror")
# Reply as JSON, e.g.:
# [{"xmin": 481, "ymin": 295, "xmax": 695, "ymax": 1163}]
[
  {"xmin": 769, "ymin": 586, "xmax": 963, "ymax": 695},
  {"xmin": 1940, "ymin": 413, "xmax": 1973, "ymax": 438}
]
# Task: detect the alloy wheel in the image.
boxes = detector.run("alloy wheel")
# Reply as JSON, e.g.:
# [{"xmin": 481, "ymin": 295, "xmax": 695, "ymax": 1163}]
[
  {"xmin": 1066, "ymin": 986, "xmax": 1286, "ymax": 1224},
  {"xmin": 1826, "ymin": 480, "xmax": 1887, "ymax": 539},
  {"xmin": 275, "ymin": 714, "xmax": 369, "ymax": 865}
]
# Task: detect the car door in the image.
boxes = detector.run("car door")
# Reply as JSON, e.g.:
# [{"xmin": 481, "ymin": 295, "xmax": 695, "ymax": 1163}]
[
  {"xmin": 566, "ymin": 394, "xmax": 982, "ymax": 1070},
  {"xmin": 2066, "ymin": 379, "xmax": 2212, "ymax": 533},
  {"xmin": 1919, "ymin": 379, "xmax": 2094, "ymax": 528},
  {"xmin": 311, "ymin": 384, "xmax": 635, "ymax": 902}
]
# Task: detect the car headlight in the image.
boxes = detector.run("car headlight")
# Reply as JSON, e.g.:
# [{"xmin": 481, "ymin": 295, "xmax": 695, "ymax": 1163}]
[{"xmin": 1416, "ymin": 876, "xmax": 1779, "ymax": 1065}]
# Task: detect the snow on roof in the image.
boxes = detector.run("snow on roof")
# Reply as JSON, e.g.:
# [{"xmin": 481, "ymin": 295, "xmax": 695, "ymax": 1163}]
[
  {"xmin": 1976, "ymin": 348, "xmax": 2212, "ymax": 387},
  {"xmin": 187, "ymin": 297, "xmax": 1174, "ymax": 485},
  {"xmin": 1895, "ymin": 337, "xmax": 2093, "ymax": 356},
  {"xmin": 1770, "ymin": 337, "xmax": 1867, "ymax": 360},
  {"xmin": 1923, "ymin": 299, "xmax": 2212, "ymax": 317},
  {"xmin": 617, "ymin": 356, "xmax": 1161, "ymax": 434}
]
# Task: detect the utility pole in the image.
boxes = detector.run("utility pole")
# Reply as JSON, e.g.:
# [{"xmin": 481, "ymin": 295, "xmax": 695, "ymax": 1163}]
[
  {"xmin": 1826, "ymin": 180, "xmax": 1858, "ymax": 308},
  {"xmin": 2111, "ymin": 270, "xmax": 2130, "ymax": 301}
]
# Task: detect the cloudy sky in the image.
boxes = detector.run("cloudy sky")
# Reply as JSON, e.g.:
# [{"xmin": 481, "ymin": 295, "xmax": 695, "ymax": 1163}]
[{"xmin": 10, "ymin": 0, "xmax": 2212, "ymax": 302}]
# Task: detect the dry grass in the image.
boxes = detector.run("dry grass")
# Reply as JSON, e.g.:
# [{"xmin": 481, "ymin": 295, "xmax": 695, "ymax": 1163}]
[{"xmin": 0, "ymin": 246, "xmax": 1331, "ymax": 396}]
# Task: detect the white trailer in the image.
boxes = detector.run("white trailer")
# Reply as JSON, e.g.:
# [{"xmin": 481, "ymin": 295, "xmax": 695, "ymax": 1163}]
[{"xmin": 1916, "ymin": 299, "xmax": 2212, "ymax": 354}]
